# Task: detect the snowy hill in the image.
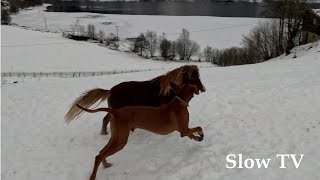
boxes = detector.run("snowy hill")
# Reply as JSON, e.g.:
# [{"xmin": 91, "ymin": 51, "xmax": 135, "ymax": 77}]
[
  {"xmin": 2, "ymin": 25, "xmax": 320, "ymax": 179},
  {"xmin": 1, "ymin": 26, "xmax": 211, "ymax": 73}
]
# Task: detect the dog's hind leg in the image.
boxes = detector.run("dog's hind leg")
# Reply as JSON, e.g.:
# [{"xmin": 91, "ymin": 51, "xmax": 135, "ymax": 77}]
[
  {"xmin": 101, "ymin": 113, "xmax": 111, "ymax": 135},
  {"xmin": 99, "ymin": 128, "xmax": 130, "ymax": 168},
  {"xmin": 89, "ymin": 138, "xmax": 114, "ymax": 180}
]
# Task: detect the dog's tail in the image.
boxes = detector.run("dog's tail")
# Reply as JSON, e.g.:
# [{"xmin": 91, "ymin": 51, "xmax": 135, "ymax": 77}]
[
  {"xmin": 76, "ymin": 104, "xmax": 116, "ymax": 115},
  {"xmin": 65, "ymin": 88, "xmax": 110, "ymax": 124}
]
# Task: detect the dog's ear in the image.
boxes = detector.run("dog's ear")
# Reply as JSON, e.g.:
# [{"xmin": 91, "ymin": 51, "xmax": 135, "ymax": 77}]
[{"xmin": 170, "ymin": 82, "xmax": 180, "ymax": 92}]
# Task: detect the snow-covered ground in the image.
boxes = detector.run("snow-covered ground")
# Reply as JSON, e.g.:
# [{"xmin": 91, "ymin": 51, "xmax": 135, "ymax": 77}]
[
  {"xmin": 2, "ymin": 26, "xmax": 320, "ymax": 179},
  {"xmin": 11, "ymin": 5, "xmax": 263, "ymax": 49},
  {"xmin": 1, "ymin": 26, "xmax": 211, "ymax": 72}
]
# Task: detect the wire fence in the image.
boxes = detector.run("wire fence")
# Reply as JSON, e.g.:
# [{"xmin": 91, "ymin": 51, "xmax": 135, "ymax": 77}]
[
  {"xmin": 1, "ymin": 65, "xmax": 214, "ymax": 79},
  {"xmin": 1, "ymin": 68, "xmax": 162, "ymax": 78}
]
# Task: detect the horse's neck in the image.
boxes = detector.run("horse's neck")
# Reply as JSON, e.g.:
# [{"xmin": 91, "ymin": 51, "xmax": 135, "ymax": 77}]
[
  {"xmin": 149, "ymin": 75, "xmax": 163, "ymax": 83},
  {"xmin": 149, "ymin": 76, "xmax": 163, "ymax": 92}
]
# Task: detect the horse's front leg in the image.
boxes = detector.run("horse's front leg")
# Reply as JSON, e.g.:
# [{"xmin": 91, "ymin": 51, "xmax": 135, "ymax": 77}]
[{"xmin": 101, "ymin": 113, "xmax": 111, "ymax": 135}]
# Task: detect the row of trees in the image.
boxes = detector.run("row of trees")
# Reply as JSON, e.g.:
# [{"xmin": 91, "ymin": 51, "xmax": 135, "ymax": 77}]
[
  {"xmin": 203, "ymin": 0, "xmax": 310, "ymax": 66},
  {"xmin": 63, "ymin": 21, "xmax": 120, "ymax": 49},
  {"xmin": 133, "ymin": 28, "xmax": 200, "ymax": 60},
  {"xmin": 63, "ymin": 23, "xmax": 200, "ymax": 61},
  {"xmin": 202, "ymin": 20, "xmax": 283, "ymax": 66}
]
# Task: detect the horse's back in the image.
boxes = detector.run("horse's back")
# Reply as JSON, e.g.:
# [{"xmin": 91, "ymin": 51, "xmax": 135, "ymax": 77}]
[{"xmin": 109, "ymin": 80, "xmax": 160, "ymax": 109}]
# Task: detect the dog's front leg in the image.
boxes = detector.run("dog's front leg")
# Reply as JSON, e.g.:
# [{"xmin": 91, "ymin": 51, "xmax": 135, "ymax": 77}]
[
  {"xmin": 179, "ymin": 126, "xmax": 204, "ymax": 141},
  {"xmin": 189, "ymin": 126, "xmax": 204, "ymax": 141},
  {"xmin": 178, "ymin": 114, "xmax": 204, "ymax": 141}
]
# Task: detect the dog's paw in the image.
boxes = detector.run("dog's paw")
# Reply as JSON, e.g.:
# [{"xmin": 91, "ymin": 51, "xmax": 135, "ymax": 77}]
[
  {"xmin": 198, "ymin": 131, "xmax": 204, "ymax": 138},
  {"xmin": 102, "ymin": 162, "xmax": 113, "ymax": 168},
  {"xmin": 193, "ymin": 132, "xmax": 204, "ymax": 141}
]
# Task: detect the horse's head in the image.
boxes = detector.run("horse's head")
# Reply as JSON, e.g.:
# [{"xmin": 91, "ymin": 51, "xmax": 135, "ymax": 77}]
[
  {"xmin": 182, "ymin": 65, "xmax": 206, "ymax": 95},
  {"xmin": 158, "ymin": 65, "xmax": 206, "ymax": 96}
]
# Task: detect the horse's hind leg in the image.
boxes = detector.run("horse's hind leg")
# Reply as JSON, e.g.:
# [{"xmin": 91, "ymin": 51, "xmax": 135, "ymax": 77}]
[{"xmin": 101, "ymin": 113, "xmax": 111, "ymax": 135}]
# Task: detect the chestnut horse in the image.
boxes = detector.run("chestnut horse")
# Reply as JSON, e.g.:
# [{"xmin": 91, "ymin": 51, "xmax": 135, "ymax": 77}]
[{"xmin": 65, "ymin": 65, "xmax": 205, "ymax": 134}]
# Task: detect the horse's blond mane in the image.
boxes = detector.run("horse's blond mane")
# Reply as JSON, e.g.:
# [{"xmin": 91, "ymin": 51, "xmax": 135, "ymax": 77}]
[{"xmin": 154, "ymin": 65, "xmax": 199, "ymax": 96}]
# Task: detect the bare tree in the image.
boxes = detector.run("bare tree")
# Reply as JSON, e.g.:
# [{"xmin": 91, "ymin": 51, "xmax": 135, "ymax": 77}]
[
  {"xmin": 78, "ymin": 25, "xmax": 86, "ymax": 36},
  {"xmin": 145, "ymin": 31, "xmax": 158, "ymax": 58},
  {"xmin": 242, "ymin": 20, "xmax": 284, "ymax": 62},
  {"xmin": 186, "ymin": 40, "xmax": 200, "ymax": 60},
  {"xmin": 134, "ymin": 33, "xmax": 148, "ymax": 57},
  {"xmin": 176, "ymin": 28, "xmax": 191, "ymax": 60},
  {"xmin": 98, "ymin": 30, "xmax": 105, "ymax": 43},
  {"xmin": 87, "ymin": 24, "xmax": 96, "ymax": 39},
  {"xmin": 160, "ymin": 37, "xmax": 171, "ymax": 59},
  {"xmin": 285, "ymin": 0, "xmax": 308, "ymax": 54},
  {"xmin": 211, "ymin": 48, "xmax": 220, "ymax": 64},
  {"xmin": 70, "ymin": 19, "xmax": 80, "ymax": 35},
  {"xmin": 203, "ymin": 45, "xmax": 213, "ymax": 62},
  {"xmin": 168, "ymin": 41, "xmax": 177, "ymax": 60},
  {"xmin": 271, "ymin": 0, "xmax": 309, "ymax": 54},
  {"xmin": 105, "ymin": 33, "xmax": 117, "ymax": 45}
]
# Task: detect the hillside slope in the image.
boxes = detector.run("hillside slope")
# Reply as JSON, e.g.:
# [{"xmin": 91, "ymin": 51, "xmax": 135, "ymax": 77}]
[{"xmin": 2, "ymin": 36, "xmax": 320, "ymax": 180}]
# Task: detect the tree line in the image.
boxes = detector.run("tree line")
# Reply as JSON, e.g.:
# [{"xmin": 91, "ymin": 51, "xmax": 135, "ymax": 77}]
[
  {"xmin": 133, "ymin": 28, "xmax": 200, "ymax": 61},
  {"xmin": 1, "ymin": 0, "xmax": 43, "ymax": 24},
  {"xmin": 202, "ymin": 0, "xmax": 310, "ymax": 66},
  {"xmin": 63, "ymin": 21, "xmax": 201, "ymax": 61}
]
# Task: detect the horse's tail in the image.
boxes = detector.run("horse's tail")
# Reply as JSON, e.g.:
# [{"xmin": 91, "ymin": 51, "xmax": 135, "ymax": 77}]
[
  {"xmin": 65, "ymin": 88, "xmax": 110, "ymax": 124},
  {"xmin": 76, "ymin": 104, "xmax": 116, "ymax": 115}
]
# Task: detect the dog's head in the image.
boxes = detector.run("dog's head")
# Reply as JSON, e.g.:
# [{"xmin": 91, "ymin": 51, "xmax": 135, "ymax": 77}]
[{"xmin": 170, "ymin": 82, "xmax": 197, "ymax": 103}]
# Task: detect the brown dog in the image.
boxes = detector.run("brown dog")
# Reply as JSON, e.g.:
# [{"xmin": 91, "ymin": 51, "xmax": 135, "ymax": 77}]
[{"xmin": 77, "ymin": 83, "xmax": 204, "ymax": 180}]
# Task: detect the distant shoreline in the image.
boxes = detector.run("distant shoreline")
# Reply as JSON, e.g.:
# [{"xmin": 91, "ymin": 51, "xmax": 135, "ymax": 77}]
[{"xmin": 45, "ymin": 1, "xmax": 320, "ymax": 18}]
